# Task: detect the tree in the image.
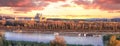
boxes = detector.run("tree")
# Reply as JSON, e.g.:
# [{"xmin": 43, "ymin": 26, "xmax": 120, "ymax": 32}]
[
  {"xmin": 50, "ymin": 35, "xmax": 66, "ymax": 46},
  {"xmin": 109, "ymin": 35, "xmax": 117, "ymax": 46}
]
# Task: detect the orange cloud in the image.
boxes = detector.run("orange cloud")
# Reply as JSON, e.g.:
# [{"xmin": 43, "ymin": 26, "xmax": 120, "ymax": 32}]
[{"xmin": 73, "ymin": 0, "xmax": 120, "ymax": 13}]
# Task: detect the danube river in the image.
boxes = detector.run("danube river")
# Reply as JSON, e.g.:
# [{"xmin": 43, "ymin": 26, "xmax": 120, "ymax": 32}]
[{"xmin": 4, "ymin": 31, "xmax": 104, "ymax": 46}]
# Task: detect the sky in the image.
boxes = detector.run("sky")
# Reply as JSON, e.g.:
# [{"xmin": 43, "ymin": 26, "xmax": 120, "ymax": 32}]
[{"xmin": 0, "ymin": 0, "xmax": 120, "ymax": 19}]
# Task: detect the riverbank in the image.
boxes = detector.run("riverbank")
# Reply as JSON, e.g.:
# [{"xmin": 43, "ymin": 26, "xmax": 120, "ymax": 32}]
[
  {"xmin": 0, "ymin": 28, "xmax": 120, "ymax": 32},
  {"xmin": 3, "ymin": 40, "xmax": 94, "ymax": 46},
  {"xmin": 0, "ymin": 29, "xmax": 120, "ymax": 36}
]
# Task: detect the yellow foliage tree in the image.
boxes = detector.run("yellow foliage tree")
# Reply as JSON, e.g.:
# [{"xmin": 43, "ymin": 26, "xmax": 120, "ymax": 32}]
[
  {"xmin": 109, "ymin": 35, "xmax": 117, "ymax": 46},
  {"xmin": 50, "ymin": 35, "xmax": 66, "ymax": 46}
]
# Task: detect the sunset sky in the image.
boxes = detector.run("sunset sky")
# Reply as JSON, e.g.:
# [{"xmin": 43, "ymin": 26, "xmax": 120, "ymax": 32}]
[{"xmin": 0, "ymin": 0, "xmax": 120, "ymax": 19}]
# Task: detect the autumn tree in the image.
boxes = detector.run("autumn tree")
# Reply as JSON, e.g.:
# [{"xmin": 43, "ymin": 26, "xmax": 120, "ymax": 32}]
[
  {"xmin": 50, "ymin": 35, "xmax": 66, "ymax": 46},
  {"xmin": 109, "ymin": 35, "xmax": 117, "ymax": 46}
]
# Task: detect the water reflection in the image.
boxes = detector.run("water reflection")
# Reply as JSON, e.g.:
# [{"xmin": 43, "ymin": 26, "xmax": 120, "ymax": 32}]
[{"xmin": 5, "ymin": 32, "xmax": 103, "ymax": 46}]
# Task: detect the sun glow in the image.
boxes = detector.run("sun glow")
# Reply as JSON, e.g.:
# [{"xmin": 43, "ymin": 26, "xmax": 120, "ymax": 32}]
[
  {"xmin": 88, "ymin": 0, "xmax": 94, "ymax": 3},
  {"xmin": 83, "ymin": 0, "xmax": 94, "ymax": 3}
]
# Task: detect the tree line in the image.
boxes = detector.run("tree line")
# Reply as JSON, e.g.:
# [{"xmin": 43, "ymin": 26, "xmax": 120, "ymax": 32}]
[{"xmin": 0, "ymin": 20, "xmax": 120, "ymax": 32}]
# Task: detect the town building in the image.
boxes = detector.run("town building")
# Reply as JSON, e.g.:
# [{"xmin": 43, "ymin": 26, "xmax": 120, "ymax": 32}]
[{"xmin": 34, "ymin": 13, "xmax": 47, "ymax": 22}]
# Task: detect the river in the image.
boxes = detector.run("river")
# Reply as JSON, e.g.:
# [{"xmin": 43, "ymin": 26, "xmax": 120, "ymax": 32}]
[{"xmin": 3, "ymin": 32, "xmax": 104, "ymax": 46}]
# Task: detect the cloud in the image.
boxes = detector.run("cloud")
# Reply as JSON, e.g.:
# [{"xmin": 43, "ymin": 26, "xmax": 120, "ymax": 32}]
[
  {"xmin": 0, "ymin": 0, "xmax": 119, "ymax": 13},
  {"xmin": 0, "ymin": 0, "xmax": 65, "ymax": 13},
  {"xmin": 0, "ymin": 0, "xmax": 65, "ymax": 7},
  {"xmin": 0, "ymin": 0, "xmax": 50, "ymax": 13},
  {"xmin": 61, "ymin": 4, "xmax": 71, "ymax": 7},
  {"xmin": 10, "ymin": 6, "xmax": 51, "ymax": 13},
  {"xmin": 96, "ymin": 0, "xmax": 120, "ymax": 4},
  {"xmin": 44, "ymin": 0, "xmax": 65, "ymax": 2},
  {"xmin": 0, "ymin": 0, "xmax": 32, "ymax": 7},
  {"xmin": 74, "ymin": 0, "xmax": 120, "ymax": 11}
]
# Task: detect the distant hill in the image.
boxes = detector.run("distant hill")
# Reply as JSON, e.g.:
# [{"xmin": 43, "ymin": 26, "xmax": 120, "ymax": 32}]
[
  {"xmin": 111, "ymin": 18, "xmax": 120, "ymax": 22},
  {"xmin": 85, "ymin": 18, "xmax": 108, "ymax": 22},
  {"xmin": 0, "ymin": 15, "xmax": 14, "ymax": 20},
  {"xmin": 0, "ymin": 14, "xmax": 120, "ymax": 22},
  {"xmin": 85, "ymin": 18, "xmax": 120, "ymax": 22}
]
